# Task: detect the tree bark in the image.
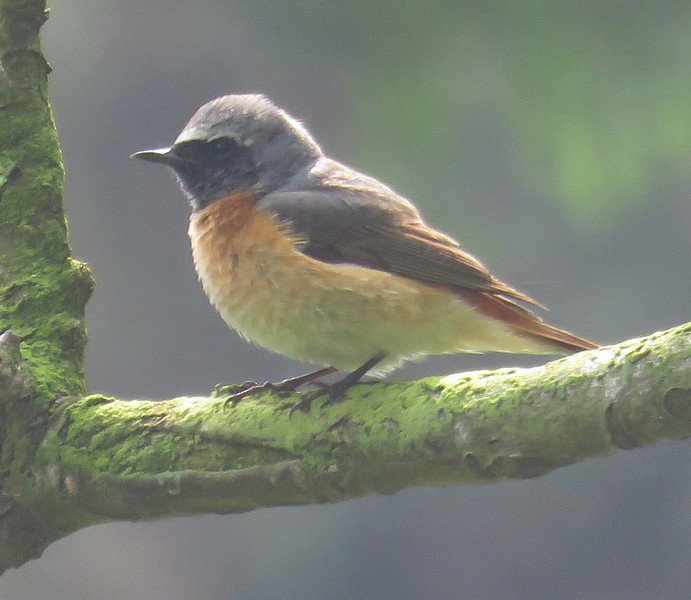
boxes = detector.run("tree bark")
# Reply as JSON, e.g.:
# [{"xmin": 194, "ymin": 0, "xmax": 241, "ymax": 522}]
[
  {"xmin": 0, "ymin": 0, "xmax": 688, "ymax": 575},
  {"xmin": 0, "ymin": 0, "xmax": 93, "ymax": 573}
]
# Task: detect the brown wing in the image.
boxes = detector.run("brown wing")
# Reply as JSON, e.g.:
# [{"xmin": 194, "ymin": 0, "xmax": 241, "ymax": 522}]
[{"xmin": 357, "ymin": 219, "xmax": 544, "ymax": 306}]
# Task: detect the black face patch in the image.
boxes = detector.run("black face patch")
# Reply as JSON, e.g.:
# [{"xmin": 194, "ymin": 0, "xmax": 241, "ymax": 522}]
[{"xmin": 171, "ymin": 137, "xmax": 259, "ymax": 210}]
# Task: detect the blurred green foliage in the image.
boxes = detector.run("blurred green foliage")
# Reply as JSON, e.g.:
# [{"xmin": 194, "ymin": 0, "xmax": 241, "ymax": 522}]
[{"xmin": 269, "ymin": 1, "xmax": 691, "ymax": 231}]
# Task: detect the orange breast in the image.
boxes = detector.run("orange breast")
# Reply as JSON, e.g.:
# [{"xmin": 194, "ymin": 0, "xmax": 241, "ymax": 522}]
[
  {"xmin": 188, "ymin": 191, "xmax": 272, "ymax": 282},
  {"xmin": 188, "ymin": 191, "xmax": 307, "ymax": 344}
]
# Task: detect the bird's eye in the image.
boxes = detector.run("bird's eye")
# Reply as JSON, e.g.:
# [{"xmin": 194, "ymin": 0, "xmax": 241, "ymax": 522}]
[
  {"xmin": 209, "ymin": 137, "xmax": 236, "ymax": 155},
  {"xmin": 171, "ymin": 137, "xmax": 253, "ymax": 174}
]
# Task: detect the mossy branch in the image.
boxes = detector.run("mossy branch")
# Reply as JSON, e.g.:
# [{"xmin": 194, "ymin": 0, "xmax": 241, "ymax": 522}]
[
  {"xmin": 55, "ymin": 324, "xmax": 689, "ymax": 523},
  {"xmin": 0, "ymin": 0, "xmax": 93, "ymax": 404},
  {"xmin": 0, "ymin": 0, "xmax": 93, "ymax": 573}
]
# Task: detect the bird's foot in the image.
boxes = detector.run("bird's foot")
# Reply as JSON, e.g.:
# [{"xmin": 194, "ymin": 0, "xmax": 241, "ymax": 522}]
[
  {"xmin": 289, "ymin": 353, "xmax": 385, "ymax": 415},
  {"xmin": 223, "ymin": 366, "xmax": 337, "ymax": 409},
  {"xmin": 223, "ymin": 380, "xmax": 278, "ymax": 408}
]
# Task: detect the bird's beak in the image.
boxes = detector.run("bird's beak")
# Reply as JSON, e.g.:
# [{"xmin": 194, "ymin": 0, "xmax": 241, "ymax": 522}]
[{"xmin": 130, "ymin": 147, "xmax": 192, "ymax": 167}]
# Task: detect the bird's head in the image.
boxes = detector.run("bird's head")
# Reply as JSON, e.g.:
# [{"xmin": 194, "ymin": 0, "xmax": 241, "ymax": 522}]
[{"xmin": 132, "ymin": 94, "xmax": 322, "ymax": 211}]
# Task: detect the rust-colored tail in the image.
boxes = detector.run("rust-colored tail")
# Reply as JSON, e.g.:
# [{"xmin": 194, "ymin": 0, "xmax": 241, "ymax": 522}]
[{"xmin": 457, "ymin": 290, "xmax": 598, "ymax": 354}]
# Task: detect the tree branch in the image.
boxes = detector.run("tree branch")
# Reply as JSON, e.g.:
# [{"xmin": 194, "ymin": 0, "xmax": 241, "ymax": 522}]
[
  {"xmin": 55, "ymin": 323, "xmax": 689, "ymax": 523},
  {"xmin": 0, "ymin": 0, "xmax": 93, "ymax": 573}
]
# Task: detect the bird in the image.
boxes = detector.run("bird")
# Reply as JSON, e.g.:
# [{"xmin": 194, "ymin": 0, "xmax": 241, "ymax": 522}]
[{"xmin": 132, "ymin": 94, "xmax": 597, "ymax": 411}]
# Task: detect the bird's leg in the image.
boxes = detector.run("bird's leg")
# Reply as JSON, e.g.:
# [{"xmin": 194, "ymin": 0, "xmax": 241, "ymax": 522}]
[
  {"xmin": 290, "ymin": 353, "xmax": 386, "ymax": 414},
  {"xmin": 224, "ymin": 366, "xmax": 338, "ymax": 407}
]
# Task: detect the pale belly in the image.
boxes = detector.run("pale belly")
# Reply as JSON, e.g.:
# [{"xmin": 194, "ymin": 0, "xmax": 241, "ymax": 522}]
[{"xmin": 189, "ymin": 209, "xmax": 548, "ymax": 372}]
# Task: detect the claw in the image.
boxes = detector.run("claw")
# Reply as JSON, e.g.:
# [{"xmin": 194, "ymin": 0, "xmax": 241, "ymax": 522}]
[{"xmin": 223, "ymin": 381, "xmax": 275, "ymax": 409}]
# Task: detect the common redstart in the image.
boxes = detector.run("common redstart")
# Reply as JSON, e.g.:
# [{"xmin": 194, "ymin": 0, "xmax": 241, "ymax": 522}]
[{"xmin": 132, "ymin": 94, "xmax": 597, "ymax": 410}]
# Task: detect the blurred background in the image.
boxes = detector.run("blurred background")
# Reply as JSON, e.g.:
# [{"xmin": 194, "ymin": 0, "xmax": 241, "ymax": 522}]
[{"xmin": 2, "ymin": 1, "xmax": 690, "ymax": 598}]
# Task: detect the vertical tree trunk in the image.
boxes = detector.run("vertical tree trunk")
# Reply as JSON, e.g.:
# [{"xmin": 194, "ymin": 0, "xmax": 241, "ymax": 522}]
[{"xmin": 0, "ymin": 0, "xmax": 93, "ymax": 571}]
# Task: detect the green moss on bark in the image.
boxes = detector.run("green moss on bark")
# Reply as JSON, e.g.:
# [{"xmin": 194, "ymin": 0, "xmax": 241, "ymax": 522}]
[
  {"xmin": 0, "ymin": 2, "xmax": 94, "ymax": 571},
  {"xmin": 0, "ymin": 0, "xmax": 93, "ymax": 404}
]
